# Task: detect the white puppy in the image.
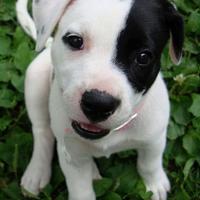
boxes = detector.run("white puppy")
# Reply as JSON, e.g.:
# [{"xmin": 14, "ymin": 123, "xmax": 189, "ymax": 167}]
[{"xmin": 17, "ymin": 0, "xmax": 184, "ymax": 199}]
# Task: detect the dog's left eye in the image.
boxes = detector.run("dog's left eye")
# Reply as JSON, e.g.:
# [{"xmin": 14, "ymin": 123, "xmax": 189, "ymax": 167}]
[
  {"xmin": 136, "ymin": 51, "xmax": 153, "ymax": 66},
  {"xmin": 62, "ymin": 33, "xmax": 84, "ymax": 50}
]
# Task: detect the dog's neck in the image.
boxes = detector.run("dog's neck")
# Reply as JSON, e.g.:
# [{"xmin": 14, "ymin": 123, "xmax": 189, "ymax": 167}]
[{"xmin": 111, "ymin": 96, "xmax": 146, "ymax": 133}]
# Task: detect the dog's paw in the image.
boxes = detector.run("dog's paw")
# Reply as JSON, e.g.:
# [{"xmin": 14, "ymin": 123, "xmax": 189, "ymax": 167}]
[
  {"xmin": 21, "ymin": 161, "xmax": 51, "ymax": 196},
  {"xmin": 145, "ymin": 170, "xmax": 170, "ymax": 200}
]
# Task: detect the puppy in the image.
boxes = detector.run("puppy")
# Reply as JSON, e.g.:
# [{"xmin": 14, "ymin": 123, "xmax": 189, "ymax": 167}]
[{"xmin": 17, "ymin": 0, "xmax": 184, "ymax": 199}]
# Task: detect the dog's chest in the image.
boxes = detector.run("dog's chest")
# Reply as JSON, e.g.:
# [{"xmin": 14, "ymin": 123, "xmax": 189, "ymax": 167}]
[
  {"xmin": 62, "ymin": 129, "xmax": 139, "ymax": 159},
  {"xmin": 94, "ymin": 140, "xmax": 138, "ymax": 158}
]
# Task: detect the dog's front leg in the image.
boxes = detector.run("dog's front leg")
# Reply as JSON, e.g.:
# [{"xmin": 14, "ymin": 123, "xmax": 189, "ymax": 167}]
[
  {"xmin": 21, "ymin": 48, "xmax": 55, "ymax": 195},
  {"xmin": 57, "ymin": 144, "xmax": 96, "ymax": 200},
  {"xmin": 137, "ymin": 133, "xmax": 170, "ymax": 200}
]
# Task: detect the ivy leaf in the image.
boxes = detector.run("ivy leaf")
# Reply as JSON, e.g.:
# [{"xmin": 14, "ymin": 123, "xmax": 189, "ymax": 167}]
[
  {"xmin": 183, "ymin": 132, "xmax": 200, "ymax": 158},
  {"xmin": 0, "ymin": 0, "xmax": 16, "ymax": 21},
  {"xmin": 116, "ymin": 165, "xmax": 139, "ymax": 195},
  {"xmin": 168, "ymin": 120, "xmax": 185, "ymax": 140},
  {"xmin": 184, "ymin": 38, "xmax": 200, "ymax": 54},
  {"xmin": 94, "ymin": 178, "xmax": 113, "ymax": 197},
  {"xmin": 0, "ymin": 35, "xmax": 11, "ymax": 56},
  {"xmin": 2, "ymin": 182, "xmax": 22, "ymax": 200},
  {"xmin": 174, "ymin": 188, "xmax": 190, "ymax": 200},
  {"xmin": 0, "ymin": 130, "xmax": 32, "ymax": 167},
  {"xmin": 104, "ymin": 192, "xmax": 122, "ymax": 200},
  {"xmin": 0, "ymin": 115, "xmax": 12, "ymax": 131},
  {"xmin": 11, "ymin": 73, "xmax": 25, "ymax": 93},
  {"xmin": 136, "ymin": 180, "xmax": 152, "ymax": 200},
  {"xmin": 171, "ymin": 97, "xmax": 191, "ymax": 125},
  {"xmin": 13, "ymin": 42, "xmax": 36, "ymax": 73},
  {"xmin": 183, "ymin": 158, "xmax": 195, "ymax": 181},
  {"xmin": 192, "ymin": 117, "xmax": 200, "ymax": 132},
  {"xmin": 13, "ymin": 27, "xmax": 30, "ymax": 49},
  {"xmin": 189, "ymin": 94, "xmax": 200, "ymax": 117},
  {"xmin": 187, "ymin": 10, "xmax": 200, "ymax": 33},
  {"xmin": 0, "ymin": 62, "xmax": 15, "ymax": 82},
  {"xmin": 0, "ymin": 88, "xmax": 17, "ymax": 108},
  {"xmin": 180, "ymin": 75, "xmax": 200, "ymax": 94}
]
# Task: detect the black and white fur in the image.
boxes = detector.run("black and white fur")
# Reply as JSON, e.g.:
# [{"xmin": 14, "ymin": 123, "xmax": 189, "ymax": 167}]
[{"xmin": 17, "ymin": 0, "xmax": 184, "ymax": 199}]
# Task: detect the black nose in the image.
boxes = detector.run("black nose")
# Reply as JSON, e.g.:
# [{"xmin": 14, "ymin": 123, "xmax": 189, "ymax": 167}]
[{"xmin": 81, "ymin": 90, "xmax": 121, "ymax": 123}]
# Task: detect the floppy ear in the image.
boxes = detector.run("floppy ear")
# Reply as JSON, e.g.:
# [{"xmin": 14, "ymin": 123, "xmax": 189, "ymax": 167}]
[
  {"xmin": 166, "ymin": 3, "xmax": 184, "ymax": 65},
  {"xmin": 33, "ymin": 0, "xmax": 73, "ymax": 51}
]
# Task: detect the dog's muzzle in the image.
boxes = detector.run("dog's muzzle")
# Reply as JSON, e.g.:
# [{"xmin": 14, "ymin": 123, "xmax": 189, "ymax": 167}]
[
  {"xmin": 70, "ymin": 89, "xmax": 121, "ymax": 140},
  {"xmin": 70, "ymin": 94, "xmax": 146, "ymax": 140}
]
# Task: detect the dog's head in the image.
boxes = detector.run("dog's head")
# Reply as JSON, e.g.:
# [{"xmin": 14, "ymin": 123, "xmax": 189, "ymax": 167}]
[{"xmin": 33, "ymin": 0, "xmax": 184, "ymax": 140}]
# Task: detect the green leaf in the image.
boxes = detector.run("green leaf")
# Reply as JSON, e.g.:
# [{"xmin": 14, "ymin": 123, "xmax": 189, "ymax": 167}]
[
  {"xmin": 167, "ymin": 120, "xmax": 185, "ymax": 140},
  {"xmin": 116, "ymin": 165, "xmax": 139, "ymax": 194},
  {"xmin": 94, "ymin": 178, "xmax": 113, "ymax": 197},
  {"xmin": 0, "ymin": 0, "xmax": 16, "ymax": 21},
  {"xmin": 0, "ymin": 115, "xmax": 12, "ymax": 131},
  {"xmin": 189, "ymin": 94, "xmax": 200, "ymax": 117},
  {"xmin": 0, "ymin": 35, "xmax": 11, "ymax": 56},
  {"xmin": 173, "ymin": 0, "xmax": 193, "ymax": 13},
  {"xmin": 183, "ymin": 158, "xmax": 195, "ymax": 181},
  {"xmin": 183, "ymin": 133, "xmax": 200, "ymax": 158},
  {"xmin": 193, "ymin": 0, "xmax": 200, "ymax": 7},
  {"xmin": 0, "ymin": 62, "xmax": 15, "ymax": 82},
  {"xmin": 0, "ymin": 130, "xmax": 32, "ymax": 167},
  {"xmin": 187, "ymin": 10, "xmax": 200, "ymax": 33},
  {"xmin": 2, "ymin": 182, "xmax": 22, "ymax": 200},
  {"xmin": 184, "ymin": 38, "xmax": 200, "ymax": 54},
  {"xmin": 104, "ymin": 192, "xmax": 122, "ymax": 200},
  {"xmin": 13, "ymin": 27, "xmax": 30, "ymax": 49},
  {"xmin": 180, "ymin": 75, "xmax": 200, "ymax": 94},
  {"xmin": 192, "ymin": 117, "xmax": 200, "ymax": 131},
  {"xmin": 13, "ymin": 42, "xmax": 35, "ymax": 73},
  {"xmin": 136, "ymin": 180, "xmax": 152, "ymax": 200},
  {"xmin": 12, "ymin": 144, "xmax": 19, "ymax": 174},
  {"xmin": 0, "ymin": 88, "xmax": 17, "ymax": 108},
  {"xmin": 41, "ymin": 184, "xmax": 54, "ymax": 199},
  {"xmin": 118, "ymin": 150, "xmax": 136, "ymax": 158},
  {"xmin": 171, "ymin": 97, "xmax": 191, "ymax": 125},
  {"xmin": 11, "ymin": 73, "xmax": 25, "ymax": 93},
  {"xmin": 173, "ymin": 187, "xmax": 190, "ymax": 200}
]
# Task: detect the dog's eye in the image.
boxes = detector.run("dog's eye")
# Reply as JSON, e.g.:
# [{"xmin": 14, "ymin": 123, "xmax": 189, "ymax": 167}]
[
  {"xmin": 136, "ymin": 51, "xmax": 152, "ymax": 66},
  {"xmin": 62, "ymin": 33, "xmax": 84, "ymax": 50}
]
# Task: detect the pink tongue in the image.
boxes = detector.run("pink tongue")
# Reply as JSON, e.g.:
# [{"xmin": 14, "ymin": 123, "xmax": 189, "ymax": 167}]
[{"xmin": 80, "ymin": 123, "xmax": 103, "ymax": 133}]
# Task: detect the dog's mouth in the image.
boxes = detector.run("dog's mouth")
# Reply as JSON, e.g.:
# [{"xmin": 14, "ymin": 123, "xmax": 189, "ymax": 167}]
[{"xmin": 72, "ymin": 121, "xmax": 110, "ymax": 140}]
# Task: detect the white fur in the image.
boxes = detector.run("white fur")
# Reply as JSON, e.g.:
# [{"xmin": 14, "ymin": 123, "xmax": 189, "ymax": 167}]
[
  {"xmin": 16, "ymin": 0, "xmax": 37, "ymax": 40},
  {"xmin": 32, "ymin": 0, "xmax": 73, "ymax": 51},
  {"xmin": 18, "ymin": 0, "xmax": 171, "ymax": 199}
]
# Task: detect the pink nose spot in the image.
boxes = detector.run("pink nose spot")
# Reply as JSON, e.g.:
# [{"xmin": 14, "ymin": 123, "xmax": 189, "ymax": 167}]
[{"xmin": 65, "ymin": 128, "xmax": 72, "ymax": 133}]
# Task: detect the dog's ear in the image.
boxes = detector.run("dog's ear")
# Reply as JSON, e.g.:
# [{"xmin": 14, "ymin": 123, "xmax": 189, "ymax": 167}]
[
  {"xmin": 165, "ymin": 3, "xmax": 184, "ymax": 65},
  {"xmin": 33, "ymin": 0, "xmax": 73, "ymax": 51}
]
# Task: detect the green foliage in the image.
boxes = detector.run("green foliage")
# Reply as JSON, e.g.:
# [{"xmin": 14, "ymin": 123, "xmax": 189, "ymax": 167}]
[{"xmin": 0, "ymin": 0, "xmax": 199, "ymax": 199}]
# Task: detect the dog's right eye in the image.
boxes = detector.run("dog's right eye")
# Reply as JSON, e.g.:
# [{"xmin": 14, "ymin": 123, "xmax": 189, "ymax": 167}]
[{"xmin": 62, "ymin": 33, "xmax": 84, "ymax": 50}]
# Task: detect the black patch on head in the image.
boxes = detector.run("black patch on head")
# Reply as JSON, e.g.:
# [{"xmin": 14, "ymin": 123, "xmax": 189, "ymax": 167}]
[{"xmin": 115, "ymin": 0, "xmax": 171, "ymax": 93}]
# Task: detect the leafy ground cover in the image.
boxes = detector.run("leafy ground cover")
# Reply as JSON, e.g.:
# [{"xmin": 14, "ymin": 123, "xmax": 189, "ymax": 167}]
[{"xmin": 0, "ymin": 0, "xmax": 199, "ymax": 199}]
